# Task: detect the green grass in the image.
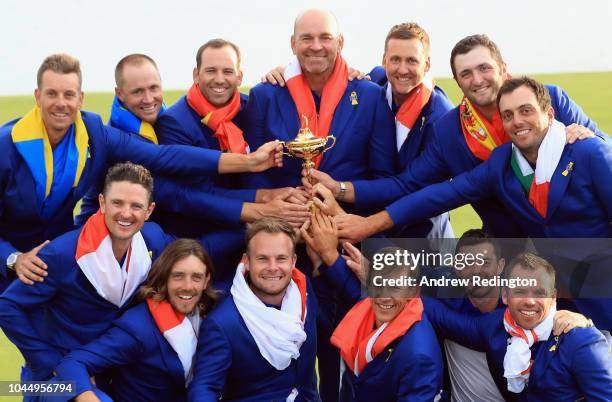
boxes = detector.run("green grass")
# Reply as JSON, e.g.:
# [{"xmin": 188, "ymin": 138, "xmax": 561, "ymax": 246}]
[{"xmin": 0, "ymin": 71, "xmax": 610, "ymax": 384}]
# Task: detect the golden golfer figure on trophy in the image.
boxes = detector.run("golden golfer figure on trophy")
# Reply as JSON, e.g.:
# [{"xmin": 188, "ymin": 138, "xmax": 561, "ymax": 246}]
[{"xmin": 280, "ymin": 115, "xmax": 336, "ymax": 210}]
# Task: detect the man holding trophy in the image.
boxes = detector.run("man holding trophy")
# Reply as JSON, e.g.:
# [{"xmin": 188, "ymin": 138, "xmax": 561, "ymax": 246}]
[{"xmin": 242, "ymin": 8, "xmax": 397, "ymax": 402}]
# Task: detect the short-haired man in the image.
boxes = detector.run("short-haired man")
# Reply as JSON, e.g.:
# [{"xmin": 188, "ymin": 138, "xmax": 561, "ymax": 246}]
[
  {"xmin": 313, "ymin": 34, "xmax": 607, "ymax": 240},
  {"xmin": 302, "ymin": 214, "xmax": 443, "ymax": 401},
  {"xmin": 0, "ymin": 53, "xmax": 282, "ymax": 290},
  {"xmin": 153, "ymin": 40, "xmax": 310, "ymax": 238},
  {"xmin": 0, "ymin": 163, "xmax": 231, "ymax": 385},
  {"xmin": 56, "ymin": 239, "xmax": 218, "ymax": 402},
  {"xmin": 424, "ymin": 253, "xmax": 612, "ymax": 400},
  {"xmin": 188, "ymin": 218, "xmax": 318, "ymax": 401}
]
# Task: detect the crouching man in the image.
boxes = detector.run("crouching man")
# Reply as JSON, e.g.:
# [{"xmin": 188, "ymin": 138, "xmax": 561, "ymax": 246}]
[
  {"xmin": 56, "ymin": 239, "xmax": 218, "ymax": 401},
  {"xmin": 188, "ymin": 218, "xmax": 319, "ymax": 401}
]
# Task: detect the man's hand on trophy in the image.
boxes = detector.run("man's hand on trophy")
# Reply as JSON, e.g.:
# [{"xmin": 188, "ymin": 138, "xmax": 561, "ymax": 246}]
[
  {"xmin": 286, "ymin": 186, "xmax": 310, "ymax": 205},
  {"xmin": 259, "ymin": 189, "xmax": 310, "ymax": 227},
  {"xmin": 312, "ymin": 183, "xmax": 345, "ymax": 216},
  {"xmin": 255, "ymin": 187, "xmax": 293, "ymax": 203},
  {"xmin": 334, "ymin": 213, "xmax": 375, "ymax": 244},
  {"xmin": 301, "ymin": 168, "xmax": 339, "ymax": 194},
  {"xmin": 248, "ymin": 141, "xmax": 284, "ymax": 172},
  {"xmin": 301, "ymin": 209, "xmax": 340, "ymax": 268},
  {"xmin": 342, "ymin": 242, "xmax": 368, "ymax": 285}
]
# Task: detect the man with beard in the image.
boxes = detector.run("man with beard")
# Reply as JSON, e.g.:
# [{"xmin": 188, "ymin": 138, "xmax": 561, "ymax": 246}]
[{"xmin": 56, "ymin": 239, "xmax": 219, "ymax": 402}]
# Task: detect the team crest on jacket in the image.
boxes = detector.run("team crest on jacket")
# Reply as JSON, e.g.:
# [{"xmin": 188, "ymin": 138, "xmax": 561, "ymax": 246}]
[{"xmin": 350, "ymin": 91, "xmax": 358, "ymax": 105}]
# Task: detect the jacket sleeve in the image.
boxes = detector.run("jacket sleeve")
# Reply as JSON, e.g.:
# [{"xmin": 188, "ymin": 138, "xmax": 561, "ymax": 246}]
[
  {"xmin": 421, "ymin": 297, "xmax": 488, "ymax": 352},
  {"xmin": 319, "ymin": 256, "xmax": 363, "ymax": 307},
  {"xmin": 155, "ymin": 109, "xmax": 198, "ymax": 146},
  {"xmin": 55, "ymin": 324, "xmax": 142, "ymax": 397},
  {"xmin": 242, "ymin": 87, "xmax": 275, "ymax": 189},
  {"xmin": 152, "ymin": 176, "xmax": 246, "ymax": 226},
  {"xmin": 0, "ymin": 247, "xmax": 63, "ymax": 376},
  {"xmin": 103, "ymin": 125, "xmax": 221, "ymax": 176},
  {"xmin": 590, "ymin": 141, "xmax": 612, "ymax": 219},
  {"xmin": 188, "ymin": 318, "xmax": 232, "ymax": 402},
  {"xmin": 385, "ymin": 156, "xmax": 492, "ymax": 227},
  {"xmin": 570, "ymin": 329, "xmax": 612, "ymax": 401},
  {"xmin": 354, "ymin": 120, "xmax": 454, "ymax": 209},
  {"xmin": 549, "ymin": 85, "xmax": 609, "ymax": 140}
]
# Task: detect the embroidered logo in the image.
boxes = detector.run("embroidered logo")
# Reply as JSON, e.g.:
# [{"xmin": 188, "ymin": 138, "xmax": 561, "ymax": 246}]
[
  {"xmin": 350, "ymin": 91, "xmax": 358, "ymax": 105},
  {"xmin": 561, "ymin": 161, "xmax": 574, "ymax": 177}
]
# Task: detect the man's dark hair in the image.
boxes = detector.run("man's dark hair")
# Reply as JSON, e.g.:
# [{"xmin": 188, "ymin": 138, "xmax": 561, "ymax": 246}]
[
  {"xmin": 455, "ymin": 229, "xmax": 502, "ymax": 260},
  {"xmin": 497, "ymin": 76, "xmax": 552, "ymax": 111},
  {"xmin": 138, "ymin": 239, "xmax": 218, "ymax": 317},
  {"xmin": 450, "ymin": 34, "xmax": 504, "ymax": 79},
  {"xmin": 115, "ymin": 53, "xmax": 159, "ymax": 88},
  {"xmin": 103, "ymin": 162, "xmax": 154, "ymax": 204},
  {"xmin": 196, "ymin": 38, "xmax": 241, "ymax": 70}
]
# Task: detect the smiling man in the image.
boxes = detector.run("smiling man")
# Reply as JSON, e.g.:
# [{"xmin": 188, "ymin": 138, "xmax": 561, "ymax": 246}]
[
  {"xmin": 0, "ymin": 53, "xmax": 283, "ymax": 291},
  {"xmin": 330, "ymin": 257, "xmax": 443, "ymax": 402},
  {"xmin": 424, "ymin": 253, "xmax": 612, "ymax": 400},
  {"xmin": 56, "ymin": 239, "xmax": 218, "ymax": 402},
  {"xmin": 153, "ymin": 40, "xmax": 310, "ymax": 240},
  {"xmin": 188, "ymin": 218, "xmax": 319, "ymax": 401},
  {"xmin": 243, "ymin": 8, "xmax": 396, "ymax": 191},
  {"xmin": 0, "ymin": 163, "xmax": 235, "ymax": 393}
]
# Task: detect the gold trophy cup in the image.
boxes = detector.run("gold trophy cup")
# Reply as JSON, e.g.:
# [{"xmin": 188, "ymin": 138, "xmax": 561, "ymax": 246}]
[{"xmin": 280, "ymin": 115, "xmax": 336, "ymax": 210}]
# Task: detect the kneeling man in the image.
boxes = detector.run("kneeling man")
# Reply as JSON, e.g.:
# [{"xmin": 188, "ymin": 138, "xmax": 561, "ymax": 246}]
[
  {"xmin": 188, "ymin": 218, "xmax": 318, "ymax": 401},
  {"xmin": 57, "ymin": 239, "xmax": 218, "ymax": 402}
]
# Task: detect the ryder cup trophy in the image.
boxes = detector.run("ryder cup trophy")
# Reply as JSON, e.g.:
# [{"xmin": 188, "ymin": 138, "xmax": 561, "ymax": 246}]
[{"xmin": 280, "ymin": 115, "xmax": 336, "ymax": 210}]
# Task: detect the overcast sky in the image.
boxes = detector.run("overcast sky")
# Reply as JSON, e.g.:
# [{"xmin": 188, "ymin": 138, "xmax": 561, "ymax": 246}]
[{"xmin": 2, "ymin": 0, "xmax": 611, "ymax": 95}]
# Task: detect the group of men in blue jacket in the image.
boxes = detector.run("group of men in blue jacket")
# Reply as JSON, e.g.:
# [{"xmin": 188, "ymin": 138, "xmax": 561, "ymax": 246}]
[{"xmin": 1, "ymin": 5, "xmax": 611, "ymax": 402}]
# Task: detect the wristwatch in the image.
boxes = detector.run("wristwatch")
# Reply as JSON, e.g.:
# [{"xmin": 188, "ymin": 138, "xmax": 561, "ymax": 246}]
[
  {"xmin": 338, "ymin": 182, "xmax": 346, "ymax": 201},
  {"xmin": 6, "ymin": 252, "xmax": 22, "ymax": 271}
]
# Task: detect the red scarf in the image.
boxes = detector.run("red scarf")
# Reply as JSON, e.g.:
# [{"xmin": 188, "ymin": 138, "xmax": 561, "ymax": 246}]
[
  {"xmin": 284, "ymin": 55, "xmax": 348, "ymax": 168},
  {"xmin": 331, "ymin": 298, "xmax": 423, "ymax": 375},
  {"xmin": 147, "ymin": 298, "xmax": 197, "ymax": 381},
  {"xmin": 186, "ymin": 84, "xmax": 247, "ymax": 154},
  {"xmin": 396, "ymin": 79, "xmax": 434, "ymax": 134}
]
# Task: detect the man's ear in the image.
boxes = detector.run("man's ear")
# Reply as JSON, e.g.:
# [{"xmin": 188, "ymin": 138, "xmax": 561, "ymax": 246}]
[
  {"xmin": 497, "ymin": 258, "xmax": 505, "ymax": 275},
  {"xmin": 546, "ymin": 106, "xmax": 555, "ymax": 126},
  {"xmin": 115, "ymin": 87, "xmax": 123, "ymax": 102},
  {"xmin": 34, "ymin": 88, "xmax": 41, "ymax": 106},
  {"xmin": 237, "ymin": 69, "xmax": 244, "ymax": 87},
  {"xmin": 290, "ymin": 35, "xmax": 297, "ymax": 55},
  {"xmin": 145, "ymin": 202, "xmax": 156, "ymax": 220},
  {"xmin": 291, "ymin": 253, "xmax": 297, "ymax": 267},
  {"xmin": 424, "ymin": 56, "xmax": 431, "ymax": 73},
  {"xmin": 98, "ymin": 193, "xmax": 106, "ymax": 213},
  {"xmin": 337, "ymin": 33, "xmax": 344, "ymax": 53},
  {"xmin": 192, "ymin": 67, "xmax": 199, "ymax": 85},
  {"xmin": 501, "ymin": 288, "xmax": 508, "ymax": 305}
]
